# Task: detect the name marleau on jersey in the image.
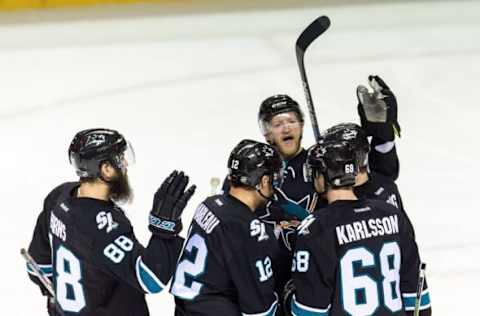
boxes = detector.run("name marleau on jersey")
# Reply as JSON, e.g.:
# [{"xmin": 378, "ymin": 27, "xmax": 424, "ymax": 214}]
[
  {"xmin": 193, "ymin": 203, "xmax": 220, "ymax": 234},
  {"xmin": 336, "ymin": 214, "xmax": 399, "ymax": 245}
]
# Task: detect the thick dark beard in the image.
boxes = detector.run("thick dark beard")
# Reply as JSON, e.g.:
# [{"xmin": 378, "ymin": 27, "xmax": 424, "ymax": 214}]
[{"xmin": 109, "ymin": 172, "xmax": 133, "ymax": 204}]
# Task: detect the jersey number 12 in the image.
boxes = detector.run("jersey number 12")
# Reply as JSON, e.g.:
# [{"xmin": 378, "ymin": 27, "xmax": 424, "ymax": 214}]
[{"xmin": 171, "ymin": 234, "xmax": 208, "ymax": 300}]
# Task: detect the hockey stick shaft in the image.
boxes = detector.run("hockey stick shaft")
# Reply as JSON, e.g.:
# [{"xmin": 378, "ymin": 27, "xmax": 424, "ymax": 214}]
[
  {"xmin": 295, "ymin": 16, "xmax": 331, "ymax": 142},
  {"xmin": 210, "ymin": 177, "xmax": 220, "ymax": 196},
  {"xmin": 298, "ymin": 58, "xmax": 321, "ymax": 142},
  {"xmin": 21, "ymin": 248, "xmax": 55, "ymax": 298},
  {"xmin": 413, "ymin": 262, "xmax": 427, "ymax": 316}
]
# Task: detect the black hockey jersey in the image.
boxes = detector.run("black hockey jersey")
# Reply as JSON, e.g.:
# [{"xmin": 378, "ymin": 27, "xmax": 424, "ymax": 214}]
[
  {"xmin": 291, "ymin": 199, "xmax": 431, "ymax": 316},
  {"xmin": 28, "ymin": 182, "xmax": 183, "ymax": 316},
  {"xmin": 171, "ymin": 194, "xmax": 279, "ymax": 316},
  {"xmin": 354, "ymin": 172, "xmax": 403, "ymax": 211}
]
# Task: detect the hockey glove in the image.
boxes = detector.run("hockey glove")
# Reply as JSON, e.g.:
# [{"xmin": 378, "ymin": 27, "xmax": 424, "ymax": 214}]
[
  {"xmin": 357, "ymin": 75, "xmax": 401, "ymax": 141},
  {"xmin": 149, "ymin": 170, "xmax": 196, "ymax": 238},
  {"xmin": 281, "ymin": 279, "xmax": 296, "ymax": 316}
]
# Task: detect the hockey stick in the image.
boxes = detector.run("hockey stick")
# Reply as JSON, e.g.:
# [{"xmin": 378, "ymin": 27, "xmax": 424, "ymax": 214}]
[
  {"xmin": 295, "ymin": 15, "xmax": 331, "ymax": 142},
  {"xmin": 210, "ymin": 177, "xmax": 220, "ymax": 196},
  {"xmin": 21, "ymin": 248, "xmax": 55, "ymax": 298},
  {"xmin": 414, "ymin": 262, "xmax": 427, "ymax": 316}
]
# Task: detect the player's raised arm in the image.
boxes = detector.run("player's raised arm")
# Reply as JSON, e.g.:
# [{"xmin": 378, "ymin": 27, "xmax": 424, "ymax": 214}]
[
  {"xmin": 91, "ymin": 170, "xmax": 195, "ymax": 294},
  {"xmin": 357, "ymin": 75, "xmax": 401, "ymax": 180}
]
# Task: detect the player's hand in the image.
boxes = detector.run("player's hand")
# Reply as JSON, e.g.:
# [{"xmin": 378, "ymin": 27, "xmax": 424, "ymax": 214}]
[
  {"xmin": 149, "ymin": 170, "xmax": 196, "ymax": 238},
  {"xmin": 47, "ymin": 297, "xmax": 58, "ymax": 316},
  {"xmin": 356, "ymin": 75, "xmax": 401, "ymax": 141}
]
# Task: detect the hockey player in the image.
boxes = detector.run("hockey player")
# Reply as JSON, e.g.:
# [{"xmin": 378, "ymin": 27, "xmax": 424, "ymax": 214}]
[
  {"xmin": 26, "ymin": 128, "xmax": 196, "ymax": 315},
  {"xmin": 322, "ymin": 122, "xmax": 411, "ymax": 226},
  {"xmin": 171, "ymin": 139, "xmax": 283, "ymax": 316},
  {"xmin": 287, "ymin": 138, "xmax": 431, "ymax": 316}
]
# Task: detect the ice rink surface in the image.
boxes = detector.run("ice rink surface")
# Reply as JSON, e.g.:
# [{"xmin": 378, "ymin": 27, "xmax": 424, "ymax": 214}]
[{"xmin": 1, "ymin": 1, "xmax": 479, "ymax": 314}]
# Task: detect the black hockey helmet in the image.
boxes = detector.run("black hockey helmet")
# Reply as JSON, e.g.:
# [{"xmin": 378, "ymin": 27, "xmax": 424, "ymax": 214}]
[
  {"xmin": 228, "ymin": 139, "xmax": 284, "ymax": 189},
  {"xmin": 68, "ymin": 128, "xmax": 135, "ymax": 179},
  {"xmin": 258, "ymin": 94, "xmax": 304, "ymax": 135},
  {"xmin": 307, "ymin": 139, "xmax": 357, "ymax": 188},
  {"xmin": 323, "ymin": 123, "xmax": 369, "ymax": 169}
]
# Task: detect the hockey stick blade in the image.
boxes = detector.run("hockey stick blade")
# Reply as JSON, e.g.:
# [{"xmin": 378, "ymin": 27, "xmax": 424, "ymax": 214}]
[
  {"xmin": 296, "ymin": 16, "xmax": 331, "ymax": 56},
  {"xmin": 295, "ymin": 15, "xmax": 331, "ymax": 142}
]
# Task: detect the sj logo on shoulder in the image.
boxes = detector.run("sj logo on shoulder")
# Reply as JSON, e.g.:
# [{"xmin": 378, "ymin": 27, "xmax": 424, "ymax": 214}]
[
  {"xmin": 250, "ymin": 219, "xmax": 269, "ymax": 242},
  {"xmin": 96, "ymin": 211, "xmax": 119, "ymax": 233}
]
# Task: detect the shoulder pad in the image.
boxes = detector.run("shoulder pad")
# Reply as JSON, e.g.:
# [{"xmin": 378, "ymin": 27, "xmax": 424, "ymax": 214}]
[
  {"xmin": 203, "ymin": 194, "xmax": 227, "ymax": 210},
  {"xmin": 44, "ymin": 182, "xmax": 79, "ymax": 211}
]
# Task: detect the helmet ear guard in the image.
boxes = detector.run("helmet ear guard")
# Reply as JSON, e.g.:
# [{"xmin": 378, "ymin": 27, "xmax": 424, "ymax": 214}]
[{"xmin": 307, "ymin": 139, "xmax": 357, "ymax": 189}]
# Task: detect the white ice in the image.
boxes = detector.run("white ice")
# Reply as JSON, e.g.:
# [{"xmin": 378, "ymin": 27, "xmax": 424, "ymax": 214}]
[{"xmin": 1, "ymin": 1, "xmax": 479, "ymax": 314}]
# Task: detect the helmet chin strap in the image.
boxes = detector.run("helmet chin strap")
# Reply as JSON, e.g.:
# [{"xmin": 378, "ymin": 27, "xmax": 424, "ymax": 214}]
[
  {"xmin": 313, "ymin": 171, "xmax": 328, "ymax": 195},
  {"xmin": 256, "ymin": 178, "xmax": 275, "ymax": 201},
  {"xmin": 256, "ymin": 188, "xmax": 272, "ymax": 201}
]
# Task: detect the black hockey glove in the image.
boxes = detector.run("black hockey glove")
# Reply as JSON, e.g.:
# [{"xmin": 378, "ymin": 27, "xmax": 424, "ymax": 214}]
[
  {"xmin": 149, "ymin": 170, "xmax": 196, "ymax": 238},
  {"xmin": 281, "ymin": 279, "xmax": 296, "ymax": 316},
  {"xmin": 357, "ymin": 75, "xmax": 401, "ymax": 141}
]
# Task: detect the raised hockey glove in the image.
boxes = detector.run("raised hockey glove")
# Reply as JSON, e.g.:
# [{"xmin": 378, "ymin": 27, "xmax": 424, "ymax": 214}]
[
  {"xmin": 282, "ymin": 279, "xmax": 296, "ymax": 316},
  {"xmin": 357, "ymin": 75, "xmax": 401, "ymax": 141},
  {"xmin": 149, "ymin": 170, "xmax": 196, "ymax": 238}
]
